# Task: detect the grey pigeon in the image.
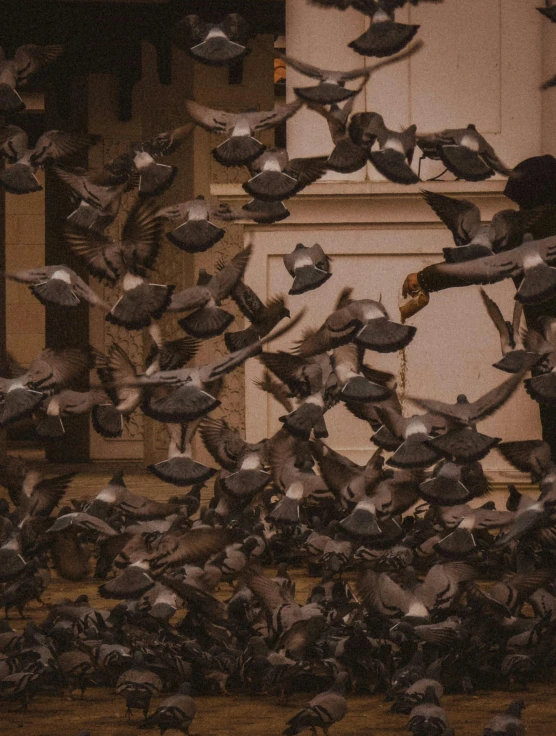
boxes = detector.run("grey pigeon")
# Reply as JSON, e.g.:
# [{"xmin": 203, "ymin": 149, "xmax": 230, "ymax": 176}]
[
  {"xmin": 350, "ymin": 111, "xmax": 418, "ymax": 184},
  {"xmin": 283, "ymin": 243, "xmax": 332, "ymax": 295},
  {"xmin": 0, "ymin": 44, "xmax": 63, "ymax": 112},
  {"xmin": 0, "ymin": 126, "xmax": 99, "ymax": 194},
  {"xmin": 172, "ymin": 13, "xmax": 251, "ymax": 66},
  {"xmin": 185, "ymin": 98, "xmax": 303, "ymax": 167}
]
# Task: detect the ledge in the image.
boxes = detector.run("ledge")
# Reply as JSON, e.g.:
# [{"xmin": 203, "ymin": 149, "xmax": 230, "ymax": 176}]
[{"xmin": 210, "ymin": 178, "xmax": 509, "ymax": 202}]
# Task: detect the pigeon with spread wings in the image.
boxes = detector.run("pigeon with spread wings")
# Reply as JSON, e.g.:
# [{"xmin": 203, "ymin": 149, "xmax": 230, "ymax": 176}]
[
  {"xmin": 4, "ymin": 266, "xmax": 109, "ymax": 311},
  {"xmin": 422, "ymin": 190, "xmax": 537, "ymax": 262},
  {"xmin": 280, "ymin": 42, "xmax": 421, "ymax": 105},
  {"xmin": 65, "ymin": 199, "xmax": 171, "ymax": 330},
  {"xmin": 0, "ymin": 347, "xmax": 91, "ymax": 429},
  {"xmin": 185, "ymin": 98, "xmax": 303, "ymax": 167},
  {"xmin": 158, "ymin": 196, "xmax": 226, "ymax": 253},
  {"xmin": 409, "ymin": 371, "xmax": 526, "ymax": 463},
  {"xmin": 0, "ymin": 125, "xmax": 100, "ymax": 195},
  {"xmin": 243, "ymin": 148, "xmax": 328, "ymax": 201},
  {"xmin": 200, "ymin": 417, "xmax": 270, "ymax": 497},
  {"xmin": 350, "ymin": 111, "xmax": 418, "ymax": 184},
  {"xmin": 225, "ymin": 280, "xmax": 290, "ymax": 352},
  {"xmin": 0, "ymin": 44, "xmax": 63, "ymax": 112},
  {"xmin": 122, "ymin": 311, "xmax": 304, "ymax": 425},
  {"xmin": 417, "ymin": 124, "xmax": 511, "ymax": 181},
  {"xmin": 296, "ymin": 289, "xmax": 416, "ymax": 357},
  {"xmin": 167, "ymin": 245, "xmax": 251, "ymax": 338},
  {"xmin": 172, "ymin": 13, "xmax": 251, "ymax": 66},
  {"xmin": 53, "ymin": 163, "xmax": 136, "ymax": 232}
]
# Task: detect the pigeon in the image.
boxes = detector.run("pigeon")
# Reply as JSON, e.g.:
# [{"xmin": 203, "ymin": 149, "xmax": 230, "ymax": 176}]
[
  {"xmin": 283, "ymin": 243, "xmax": 332, "ymax": 295},
  {"xmin": 158, "ymin": 196, "xmax": 226, "ymax": 253},
  {"xmin": 4, "ymin": 266, "xmax": 109, "ymax": 311},
  {"xmin": 282, "ymin": 673, "xmax": 349, "ymax": 735},
  {"xmin": 349, "ymin": 112, "xmax": 418, "ymax": 184},
  {"xmin": 37, "ymin": 389, "xmax": 112, "ymax": 439},
  {"xmin": 0, "ymin": 347, "xmax": 91, "ymax": 428},
  {"xmin": 417, "ymin": 124, "xmax": 511, "ymax": 181},
  {"xmin": 357, "ymin": 562, "xmax": 473, "ymax": 620},
  {"xmin": 372, "ymin": 405, "xmax": 446, "ymax": 469},
  {"xmin": 184, "ymin": 98, "xmax": 303, "ymax": 167},
  {"xmin": 93, "ymin": 343, "xmax": 142, "ymax": 438},
  {"xmin": 296, "ymin": 289, "xmax": 416, "ymax": 356},
  {"xmin": 418, "ymin": 460, "xmax": 490, "ymax": 507},
  {"xmin": 65, "ymin": 199, "xmax": 172, "ymax": 330},
  {"xmin": 0, "ymin": 44, "xmax": 63, "ymax": 112},
  {"xmin": 409, "ymin": 372, "xmax": 525, "ymax": 462},
  {"xmin": 483, "ymin": 700, "xmax": 526, "ymax": 736},
  {"xmin": 280, "ymin": 42, "xmax": 421, "ymax": 105},
  {"xmin": 407, "ymin": 685, "xmax": 453, "ymax": 736},
  {"xmin": 138, "ymin": 682, "xmax": 197, "ymax": 734},
  {"xmin": 148, "ymin": 422, "xmax": 216, "ymax": 487},
  {"xmin": 172, "ymin": 13, "xmax": 251, "ymax": 66},
  {"xmin": 422, "ymin": 190, "xmax": 537, "ymax": 262},
  {"xmin": 225, "ymin": 281, "xmax": 290, "ymax": 352},
  {"xmin": 116, "ymin": 656, "xmax": 163, "ymax": 719},
  {"xmin": 313, "ymin": 439, "xmax": 386, "ymax": 508},
  {"xmin": 480, "ymin": 289, "xmax": 541, "ymax": 373},
  {"xmin": 200, "ymin": 417, "xmax": 270, "ymax": 497},
  {"xmin": 243, "ymin": 148, "xmax": 328, "ymax": 201},
  {"xmin": 433, "ymin": 501, "xmax": 514, "ymax": 557},
  {"xmin": 215, "ymin": 198, "xmax": 291, "ymax": 224},
  {"xmin": 167, "ymin": 245, "xmax": 252, "ymax": 338},
  {"xmin": 124, "ymin": 311, "xmax": 304, "ymax": 424},
  {"xmin": 413, "ymin": 233, "xmax": 556, "ymax": 305},
  {"xmin": 348, "ymin": 0, "xmax": 421, "ymax": 57},
  {"xmin": 52, "ymin": 162, "xmax": 137, "ymax": 232},
  {"xmin": 0, "ymin": 126, "xmax": 100, "ymax": 194},
  {"xmin": 310, "ymin": 89, "xmax": 369, "ymax": 174},
  {"xmin": 522, "ymin": 318, "xmax": 556, "ymax": 405}
]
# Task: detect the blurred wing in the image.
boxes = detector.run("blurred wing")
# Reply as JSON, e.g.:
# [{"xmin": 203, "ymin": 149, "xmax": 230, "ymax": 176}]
[
  {"xmin": 286, "ymin": 156, "xmax": 328, "ymax": 187},
  {"xmin": 121, "ymin": 200, "xmax": 163, "ymax": 271},
  {"xmin": 64, "ymin": 226, "xmax": 121, "ymax": 283},
  {"xmin": 249, "ymin": 100, "xmax": 304, "ymax": 132},
  {"xmin": 184, "ymin": 99, "xmax": 236, "ymax": 133},
  {"xmin": 31, "ymin": 131, "xmax": 99, "ymax": 167},
  {"xmin": 479, "ymin": 289, "xmax": 510, "ymax": 343},
  {"xmin": 209, "ymin": 244, "xmax": 252, "ymax": 301},
  {"xmin": 199, "ymin": 416, "xmax": 247, "ymax": 471},
  {"xmin": 229, "ymin": 280, "xmax": 265, "ymax": 322},
  {"xmin": 421, "ymin": 190, "xmax": 480, "ymax": 246},
  {"xmin": 13, "ymin": 44, "xmax": 63, "ymax": 83},
  {"xmin": 467, "ymin": 372, "xmax": 525, "ymax": 423}
]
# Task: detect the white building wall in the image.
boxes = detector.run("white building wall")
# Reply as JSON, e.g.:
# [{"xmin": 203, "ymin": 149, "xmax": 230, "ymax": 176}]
[{"xmin": 212, "ymin": 0, "xmax": 551, "ymax": 483}]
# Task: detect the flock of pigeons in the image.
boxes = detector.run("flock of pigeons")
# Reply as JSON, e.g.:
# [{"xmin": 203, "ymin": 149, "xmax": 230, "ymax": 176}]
[{"xmin": 1, "ymin": 1, "xmax": 556, "ymax": 735}]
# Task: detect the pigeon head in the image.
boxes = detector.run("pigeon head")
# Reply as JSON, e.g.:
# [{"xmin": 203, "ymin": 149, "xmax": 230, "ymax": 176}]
[{"xmin": 456, "ymin": 394, "xmax": 469, "ymax": 404}]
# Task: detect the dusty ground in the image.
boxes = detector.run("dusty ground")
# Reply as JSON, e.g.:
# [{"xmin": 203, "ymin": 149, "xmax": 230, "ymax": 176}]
[{"xmin": 0, "ymin": 461, "xmax": 553, "ymax": 736}]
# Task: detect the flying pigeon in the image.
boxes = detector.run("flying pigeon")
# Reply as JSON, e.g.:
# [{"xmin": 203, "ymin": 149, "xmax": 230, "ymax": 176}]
[{"xmin": 184, "ymin": 98, "xmax": 303, "ymax": 167}]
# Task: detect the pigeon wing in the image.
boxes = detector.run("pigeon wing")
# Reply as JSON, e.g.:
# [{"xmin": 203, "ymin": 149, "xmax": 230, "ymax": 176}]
[{"xmin": 421, "ymin": 190, "xmax": 481, "ymax": 246}]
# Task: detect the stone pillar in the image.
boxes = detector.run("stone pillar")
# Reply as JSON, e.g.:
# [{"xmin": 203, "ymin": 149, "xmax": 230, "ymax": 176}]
[
  {"xmin": 44, "ymin": 75, "xmax": 92, "ymax": 463},
  {"xmin": 285, "ymin": 0, "xmax": 366, "ymax": 180}
]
